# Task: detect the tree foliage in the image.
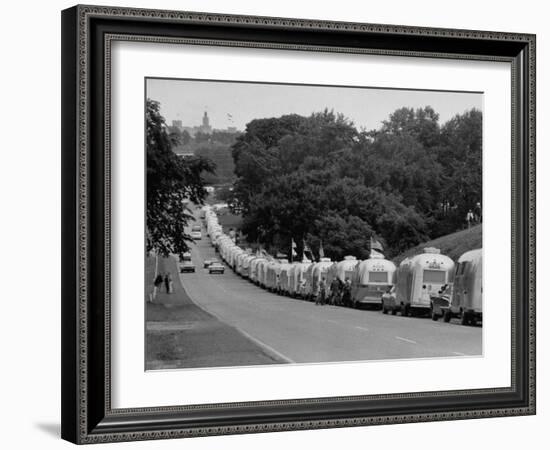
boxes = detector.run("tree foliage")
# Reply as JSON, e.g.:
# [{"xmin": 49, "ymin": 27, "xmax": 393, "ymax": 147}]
[
  {"xmin": 229, "ymin": 106, "xmax": 481, "ymax": 259},
  {"xmin": 146, "ymin": 99, "xmax": 214, "ymax": 257}
]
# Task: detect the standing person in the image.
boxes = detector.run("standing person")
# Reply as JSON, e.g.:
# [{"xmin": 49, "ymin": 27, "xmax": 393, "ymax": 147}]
[
  {"xmin": 164, "ymin": 272, "xmax": 171, "ymax": 294},
  {"xmin": 154, "ymin": 273, "xmax": 163, "ymax": 291},
  {"xmin": 330, "ymin": 277, "xmax": 340, "ymax": 306},
  {"xmin": 466, "ymin": 209, "xmax": 474, "ymax": 228},
  {"xmin": 342, "ymin": 277, "xmax": 352, "ymax": 307},
  {"xmin": 316, "ymin": 277, "xmax": 327, "ymax": 306}
]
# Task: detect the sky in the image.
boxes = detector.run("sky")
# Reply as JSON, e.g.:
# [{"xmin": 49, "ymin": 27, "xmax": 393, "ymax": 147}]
[{"xmin": 146, "ymin": 78, "xmax": 482, "ymax": 132}]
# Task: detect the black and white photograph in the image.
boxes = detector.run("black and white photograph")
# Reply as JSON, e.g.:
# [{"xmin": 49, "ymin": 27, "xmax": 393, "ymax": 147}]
[{"xmin": 145, "ymin": 78, "xmax": 483, "ymax": 370}]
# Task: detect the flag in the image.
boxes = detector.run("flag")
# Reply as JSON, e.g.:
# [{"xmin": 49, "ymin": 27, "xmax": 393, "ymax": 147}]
[
  {"xmin": 318, "ymin": 240, "xmax": 325, "ymax": 260},
  {"xmin": 303, "ymin": 240, "xmax": 313, "ymax": 261},
  {"xmin": 370, "ymin": 236, "xmax": 384, "ymax": 253}
]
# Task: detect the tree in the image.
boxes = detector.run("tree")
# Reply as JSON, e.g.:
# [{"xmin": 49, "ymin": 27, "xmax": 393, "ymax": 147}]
[
  {"xmin": 227, "ymin": 105, "xmax": 480, "ymax": 259},
  {"xmin": 146, "ymin": 99, "xmax": 214, "ymax": 257},
  {"xmin": 433, "ymin": 109, "xmax": 483, "ymax": 234}
]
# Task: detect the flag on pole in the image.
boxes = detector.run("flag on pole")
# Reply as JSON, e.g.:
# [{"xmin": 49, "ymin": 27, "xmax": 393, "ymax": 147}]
[
  {"xmin": 303, "ymin": 239, "xmax": 313, "ymax": 261},
  {"xmin": 370, "ymin": 236, "xmax": 384, "ymax": 253},
  {"xmin": 291, "ymin": 238, "xmax": 298, "ymax": 259}
]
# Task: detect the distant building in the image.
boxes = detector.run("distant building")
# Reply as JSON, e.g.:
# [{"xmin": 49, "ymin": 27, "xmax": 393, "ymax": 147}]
[
  {"xmin": 170, "ymin": 111, "xmax": 213, "ymax": 137},
  {"xmin": 168, "ymin": 111, "xmax": 242, "ymax": 159},
  {"xmin": 199, "ymin": 111, "xmax": 212, "ymax": 134}
]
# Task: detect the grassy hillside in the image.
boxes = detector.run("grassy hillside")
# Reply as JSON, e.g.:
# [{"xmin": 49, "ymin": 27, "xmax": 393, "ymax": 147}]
[{"xmin": 393, "ymin": 224, "xmax": 482, "ymax": 264}]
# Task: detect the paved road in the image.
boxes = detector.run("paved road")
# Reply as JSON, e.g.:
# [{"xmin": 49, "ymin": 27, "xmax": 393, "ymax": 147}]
[
  {"xmin": 177, "ymin": 220, "xmax": 482, "ymax": 365},
  {"xmin": 146, "ymin": 257, "xmax": 281, "ymax": 370}
]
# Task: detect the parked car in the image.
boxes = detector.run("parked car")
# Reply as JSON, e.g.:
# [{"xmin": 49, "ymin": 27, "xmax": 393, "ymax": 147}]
[
  {"xmin": 203, "ymin": 258, "xmax": 218, "ymax": 268},
  {"xmin": 179, "ymin": 260, "xmax": 196, "ymax": 273},
  {"xmin": 208, "ymin": 262, "xmax": 225, "ymax": 274}
]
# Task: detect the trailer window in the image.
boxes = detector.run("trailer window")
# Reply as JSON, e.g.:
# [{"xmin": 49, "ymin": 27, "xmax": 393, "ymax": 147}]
[
  {"xmin": 368, "ymin": 271, "xmax": 388, "ymax": 283},
  {"xmin": 423, "ymin": 270, "xmax": 446, "ymax": 283}
]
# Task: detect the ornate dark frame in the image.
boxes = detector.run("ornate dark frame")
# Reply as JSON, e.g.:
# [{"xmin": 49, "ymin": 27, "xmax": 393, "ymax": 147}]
[{"xmin": 61, "ymin": 4, "xmax": 536, "ymax": 444}]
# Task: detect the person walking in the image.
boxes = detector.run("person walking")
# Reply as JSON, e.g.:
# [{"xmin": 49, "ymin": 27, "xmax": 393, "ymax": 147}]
[
  {"xmin": 316, "ymin": 277, "xmax": 327, "ymax": 306},
  {"xmin": 342, "ymin": 277, "xmax": 352, "ymax": 307},
  {"xmin": 154, "ymin": 273, "xmax": 163, "ymax": 291},
  {"xmin": 152, "ymin": 273, "xmax": 163, "ymax": 300},
  {"xmin": 164, "ymin": 272, "xmax": 172, "ymax": 294},
  {"xmin": 330, "ymin": 277, "xmax": 340, "ymax": 306}
]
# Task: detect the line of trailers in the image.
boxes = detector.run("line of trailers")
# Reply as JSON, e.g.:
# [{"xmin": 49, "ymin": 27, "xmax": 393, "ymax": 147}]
[{"xmin": 202, "ymin": 206, "xmax": 482, "ymax": 326}]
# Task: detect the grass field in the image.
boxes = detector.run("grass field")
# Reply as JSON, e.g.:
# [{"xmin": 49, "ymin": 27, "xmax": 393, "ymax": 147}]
[{"xmin": 393, "ymin": 224, "xmax": 482, "ymax": 264}]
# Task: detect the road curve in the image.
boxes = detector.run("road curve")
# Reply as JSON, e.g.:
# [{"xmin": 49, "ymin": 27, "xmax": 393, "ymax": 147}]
[{"xmin": 177, "ymin": 224, "xmax": 482, "ymax": 365}]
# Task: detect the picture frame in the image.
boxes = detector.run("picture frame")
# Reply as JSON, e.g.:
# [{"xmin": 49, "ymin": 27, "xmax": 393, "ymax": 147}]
[{"xmin": 61, "ymin": 4, "xmax": 536, "ymax": 444}]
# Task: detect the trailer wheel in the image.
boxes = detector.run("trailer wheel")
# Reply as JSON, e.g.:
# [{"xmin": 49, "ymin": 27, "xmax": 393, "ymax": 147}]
[{"xmin": 443, "ymin": 310, "xmax": 452, "ymax": 323}]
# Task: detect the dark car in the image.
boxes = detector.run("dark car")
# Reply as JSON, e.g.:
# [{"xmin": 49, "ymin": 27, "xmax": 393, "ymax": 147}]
[
  {"xmin": 179, "ymin": 260, "xmax": 196, "ymax": 273},
  {"xmin": 208, "ymin": 262, "xmax": 225, "ymax": 274}
]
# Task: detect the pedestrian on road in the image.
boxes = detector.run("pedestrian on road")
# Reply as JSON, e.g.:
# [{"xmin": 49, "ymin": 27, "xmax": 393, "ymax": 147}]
[
  {"xmin": 152, "ymin": 273, "xmax": 163, "ymax": 299},
  {"xmin": 342, "ymin": 277, "xmax": 352, "ymax": 307},
  {"xmin": 330, "ymin": 277, "xmax": 340, "ymax": 306},
  {"xmin": 164, "ymin": 272, "xmax": 172, "ymax": 294},
  {"xmin": 316, "ymin": 277, "xmax": 327, "ymax": 306},
  {"xmin": 154, "ymin": 274, "xmax": 163, "ymax": 290}
]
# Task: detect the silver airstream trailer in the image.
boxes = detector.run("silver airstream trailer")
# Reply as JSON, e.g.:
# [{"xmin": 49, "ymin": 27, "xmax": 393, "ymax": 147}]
[
  {"xmin": 309, "ymin": 258, "xmax": 333, "ymax": 300},
  {"xmin": 249, "ymin": 257, "xmax": 266, "ymax": 284},
  {"xmin": 277, "ymin": 261, "xmax": 294, "ymax": 295},
  {"xmin": 327, "ymin": 256, "xmax": 359, "ymax": 289},
  {"xmin": 383, "ymin": 248, "xmax": 454, "ymax": 316},
  {"xmin": 288, "ymin": 260, "xmax": 312, "ymax": 298},
  {"xmin": 351, "ymin": 253, "xmax": 396, "ymax": 309},
  {"xmin": 235, "ymin": 252, "xmax": 248, "ymax": 276},
  {"xmin": 265, "ymin": 260, "xmax": 284, "ymax": 292},
  {"xmin": 239, "ymin": 254, "xmax": 256, "ymax": 279},
  {"xmin": 443, "ymin": 249, "xmax": 482, "ymax": 325},
  {"xmin": 229, "ymin": 247, "xmax": 245, "ymax": 270},
  {"xmin": 257, "ymin": 259, "xmax": 270, "ymax": 288},
  {"xmin": 301, "ymin": 263, "xmax": 316, "ymax": 300}
]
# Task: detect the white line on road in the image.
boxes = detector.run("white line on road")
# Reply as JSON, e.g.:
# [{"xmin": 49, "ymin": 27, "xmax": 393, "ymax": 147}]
[
  {"xmin": 354, "ymin": 326, "xmax": 369, "ymax": 331},
  {"xmin": 177, "ymin": 264, "xmax": 295, "ymax": 365},
  {"xmin": 395, "ymin": 336, "xmax": 418, "ymax": 344},
  {"xmin": 452, "ymin": 351, "xmax": 468, "ymax": 356},
  {"xmin": 236, "ymin": 327, "xmax": 296, "ymax": 365}
]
